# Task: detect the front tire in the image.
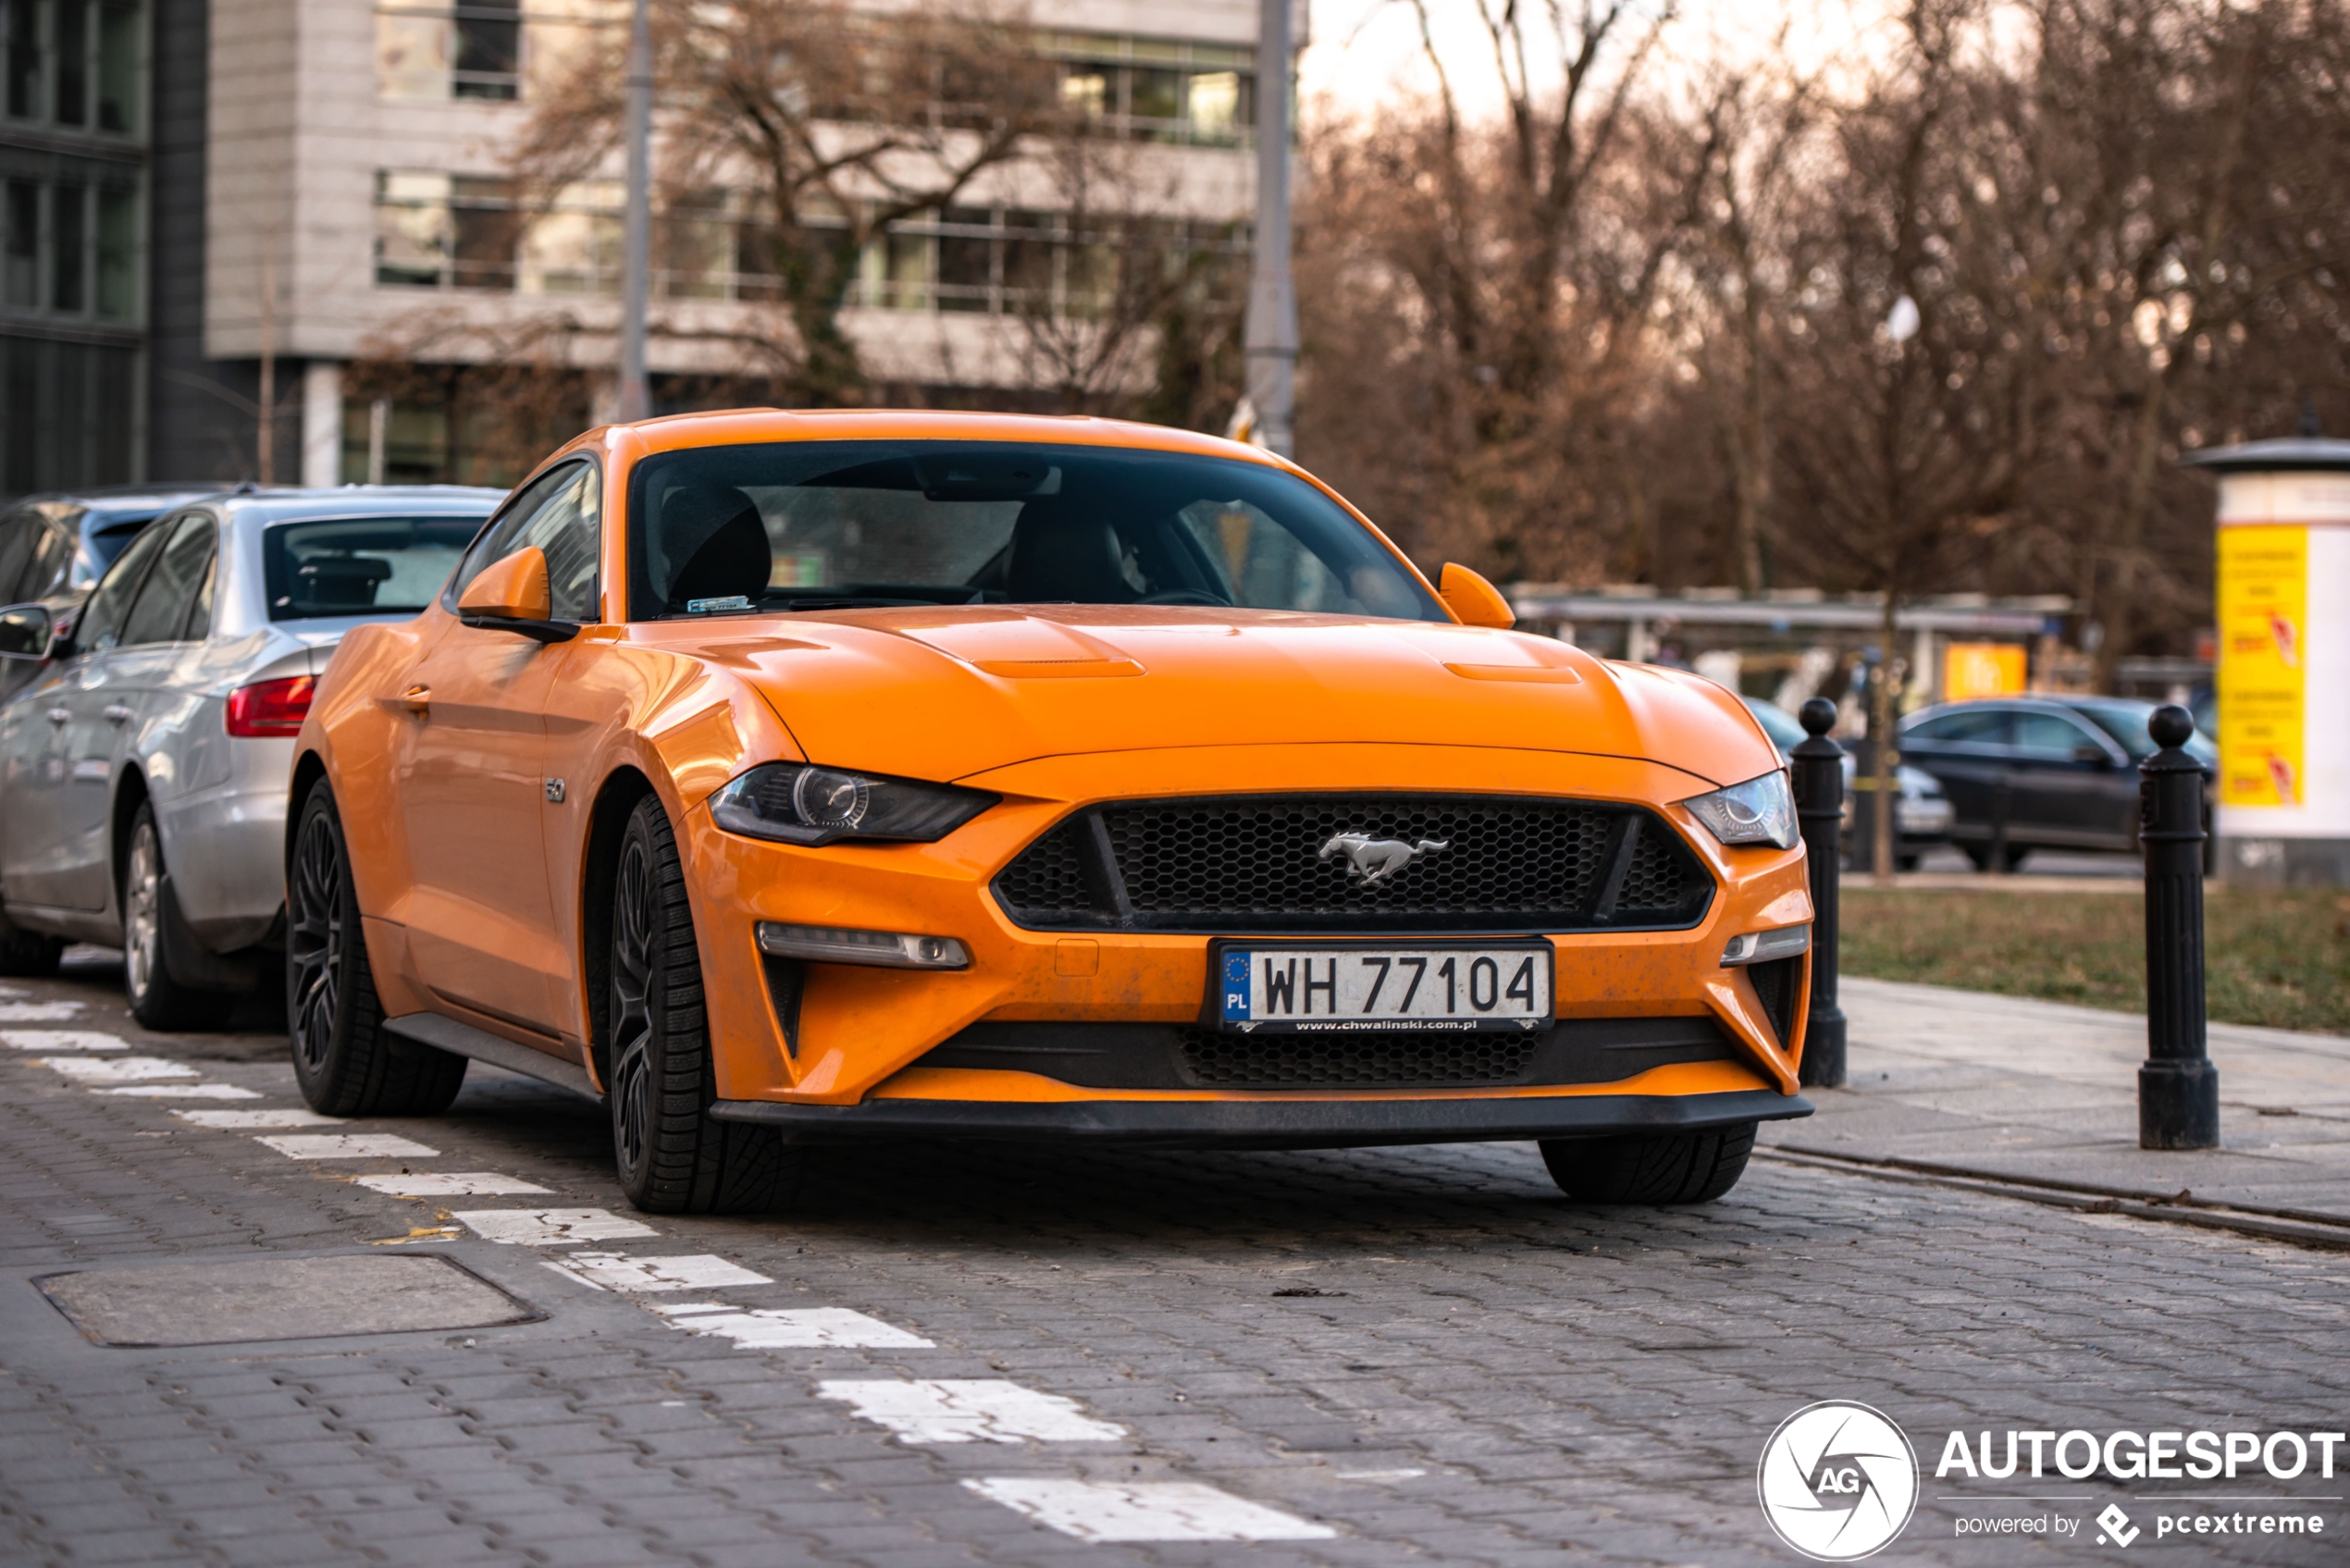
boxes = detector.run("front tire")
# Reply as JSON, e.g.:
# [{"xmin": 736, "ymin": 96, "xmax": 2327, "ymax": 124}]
[
  {"xmin": 1539, "ymin": 1122, "xmax": 1757, "ymax": 1204},
  {"xmin": 122, "ymin": 803, "xmax": 237, "ymax": 1031},
  {"xmin": 287, "ymin": 780, "xmax": 466, "ymax": 1116},
  {"xmin": 607, "ymin": 793, "xmax": 798, "ymax": 1215}
]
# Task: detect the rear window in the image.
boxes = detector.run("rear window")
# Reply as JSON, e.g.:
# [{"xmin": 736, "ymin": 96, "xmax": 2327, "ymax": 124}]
[
  {"xmin": 2072, "ymin": 699, "xmax": 2218, "ymax": 764},
  {"xmin": 263, "ymin": 515, "xmax": 489, "ymax": 622}
]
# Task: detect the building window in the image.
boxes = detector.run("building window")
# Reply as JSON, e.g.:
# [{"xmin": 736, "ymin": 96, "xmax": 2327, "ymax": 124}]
[
  {"xmin": 377, "ymin": 0, "xmax": 522, "ymax": 102},
  {"xmin": 3, "ymin": 181, "xmax": 33, "ymax": 306},
  {"xmin": 48, "ymin": 183, "xmax": 80, "ymax": 310},
  {"xmin": 3, "ymin": 0, "xmax": 139, "ymax": 135},
  {"xmin": 93, "ymin": 185, "xmax": 131, "ymax": 316},
  {"xmin": 375, "ymin": 170, "xmax": 517, "ymax": 289},
  {"xmin": 1041, "ymin": 33, "xmax": 1255, "ymax": 146}
]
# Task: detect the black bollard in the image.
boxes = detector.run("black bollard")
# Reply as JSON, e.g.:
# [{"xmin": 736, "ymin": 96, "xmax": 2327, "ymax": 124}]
[
  {"xmin": 2138, "ymin": 704, "xmax": 2217, "ymax": 1150},
  {"xmin": 1793, "ymin": 698, "xmax": 1847, "ymax": 1088}
]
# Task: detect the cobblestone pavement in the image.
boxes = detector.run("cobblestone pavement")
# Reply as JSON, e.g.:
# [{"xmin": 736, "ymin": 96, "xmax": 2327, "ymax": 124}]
[{"xmin": 3, "ymin": 953, "xmax": 2345, "ymax": 1566}]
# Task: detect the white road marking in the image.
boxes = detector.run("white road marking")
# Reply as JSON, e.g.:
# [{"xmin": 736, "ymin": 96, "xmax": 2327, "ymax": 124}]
[
  {"xmin": 542, "ymin": 1253, "xmax": 772, "ymax": 1292},
  {"xmin": 36, "ymin": 1056, "xmax": 197, "ymax": 1081},
  {"xmin": 0, "ymin": 1001, "xmax": 83, "ymax": 1021},
  {"xmin": 452, "ymin": 1208, "xmax": 657, "ymax": 1245},
  {"xmin": 0, "ymin": 984, "xmax": 24, "ymax": 998},
  {"xmin": 650, "ymin": 1303, "xmax": 934, "ymax": 1349},
  {"xmin": 254, "ymin": 1133, "xmax": 439, "ymax": 1159},
  {"xmin": 963, "ymin": 1478, "xmax": 1336, "ymax": 1542},
  {"xmin": 3, "ymin": 1030, "xmax": 125, "ymax": 1051},
  {"xmin": 353, "ymin": 1172, "xmax": 552, "ymax": 1196},
  {"xmin": 173, "ymin": 1108, "xmax": 340, "ymax": 1128},
  {"xmin": 816, "ymin": 1380, "xmax": 1126, "ymax": 1445},
  {"xmin": 1334, "ymin": 1468, "xmax": 1426, "ymax": 1482},
  {"xmin": 97, "ymin": 1083, "xmax": 261, "ymax": 1099}
]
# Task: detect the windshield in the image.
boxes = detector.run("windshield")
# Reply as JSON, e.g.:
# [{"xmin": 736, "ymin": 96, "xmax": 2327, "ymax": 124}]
[
  {"xmin": 625, "ymin": 440, "xmax": 1443, "ymax": 623},
  {"xmin": 2071, "ymin": 699, "xmax": 2219, "ymax": 764},
  {"xmin": 263, "ymin": 515, "xmax": 490, "ymax": 622}
]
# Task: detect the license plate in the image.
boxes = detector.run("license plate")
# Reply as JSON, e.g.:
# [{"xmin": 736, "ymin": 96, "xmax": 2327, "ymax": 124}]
[{"xmin": 1209, "ymin": 942, "xmax": 1553, "ymax": 1033}]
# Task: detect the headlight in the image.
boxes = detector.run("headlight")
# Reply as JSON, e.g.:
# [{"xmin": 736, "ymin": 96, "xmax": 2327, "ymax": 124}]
[
  {"xmin": 710, "ymin": 762, "xmax": 996, "ymax": 846},
  {"xmin": 1680, "ymin": 771, "xmax": 1799, "ymax": 850}
]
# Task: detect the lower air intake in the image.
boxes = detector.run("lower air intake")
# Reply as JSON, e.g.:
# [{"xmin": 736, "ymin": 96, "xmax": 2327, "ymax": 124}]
[{"xmin": 1175, "ymin": 1027, "xmax": 1539, "ymax": 1089}]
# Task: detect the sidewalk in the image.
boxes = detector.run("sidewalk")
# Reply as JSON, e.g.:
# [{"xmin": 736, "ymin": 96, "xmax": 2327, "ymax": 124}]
[{"xmin": 1760, "ymin": 976, "xmax": 2350, "ymax": 1223}]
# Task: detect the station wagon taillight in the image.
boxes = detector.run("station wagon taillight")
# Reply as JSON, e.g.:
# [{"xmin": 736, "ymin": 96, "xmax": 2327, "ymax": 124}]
[{"xmin": 226, "ymin": 675, "xmax": 315, "ymax": 737}]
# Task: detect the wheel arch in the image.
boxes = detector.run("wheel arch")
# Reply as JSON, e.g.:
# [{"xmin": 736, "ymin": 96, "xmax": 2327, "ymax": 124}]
[
  {"xmin": 108, "ymin": 763, "xmax": 152, "ymax": 917},
  {"xmin": 579, "ymin": 765, "xmax": 659, "ymax": 1085},
  {"xmin": 287, "ymin": 748, "xmax": 329, "ymax": 872}
]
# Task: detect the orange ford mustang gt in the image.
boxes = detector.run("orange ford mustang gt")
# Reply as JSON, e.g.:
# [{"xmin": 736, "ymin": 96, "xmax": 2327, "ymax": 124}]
[{"xmin": 286, "ymin": 411, "xmax": 1813, "ymax": 1213}]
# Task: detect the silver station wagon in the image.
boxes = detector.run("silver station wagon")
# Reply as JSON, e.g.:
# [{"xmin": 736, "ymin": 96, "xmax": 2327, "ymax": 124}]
[{"xmin": 0, "ymin": 486, "xmax": 504, "ymax": 1025}]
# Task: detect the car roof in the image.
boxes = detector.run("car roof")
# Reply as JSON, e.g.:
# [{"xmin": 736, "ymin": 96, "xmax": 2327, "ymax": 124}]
[
  {"xmin": 3, "ymin": 486, "xmax": 233, "ymax": 532},
  {"xmin": 593, "ymin": 408, "xmax": 1295, "ymax": 470},
  {"xmin": 209, "ymin": 485, "xmax": 510, "ymax": 525}
]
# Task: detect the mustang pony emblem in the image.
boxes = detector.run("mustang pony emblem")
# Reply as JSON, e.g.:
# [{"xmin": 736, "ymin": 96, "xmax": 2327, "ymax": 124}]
[{"xmin": 1318, "ymin": 832, "xmax": 1450, "ymax": 884}]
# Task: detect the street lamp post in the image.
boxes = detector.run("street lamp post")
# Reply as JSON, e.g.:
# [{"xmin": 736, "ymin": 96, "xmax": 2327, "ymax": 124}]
[
  {"xmin": 616, "ymin": 0, "xmax": 652, "ymax": 423},
  {"xmin": 1243, "ymin": 0, "xmax": 1297, "ymax": 457}
]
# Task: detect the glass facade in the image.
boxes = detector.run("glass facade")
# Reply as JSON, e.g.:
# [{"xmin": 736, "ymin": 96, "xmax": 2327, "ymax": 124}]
[{"xmin": 0, "ymin": 0, "xmax": 145, "ymax": 497}]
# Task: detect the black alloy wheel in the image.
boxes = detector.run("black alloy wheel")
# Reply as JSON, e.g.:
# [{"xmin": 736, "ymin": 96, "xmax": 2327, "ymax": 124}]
[
  {"xmin": 1538, "ymin": 1121, "xmax": 1758, "ymax": 1204},
  {"xmin": 121, "ymin": 802, "xmax": 237, "ymax": 1031},
  {"xmin": 607, "ymin": 792, "xmax": 798, "ymax": 1215},
  {"xmin": 286, "ymin": 779, "xmax": 466, "ymax": 1116}
]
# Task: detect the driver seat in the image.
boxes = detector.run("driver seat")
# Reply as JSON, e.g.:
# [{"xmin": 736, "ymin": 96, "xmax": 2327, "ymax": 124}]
[{"xmin": 1002, "ymin": 498, "xmax": 1135, "ymax": 603}]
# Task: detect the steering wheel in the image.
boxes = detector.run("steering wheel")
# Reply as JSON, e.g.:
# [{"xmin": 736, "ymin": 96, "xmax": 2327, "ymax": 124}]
[{"xmin": 1136, "ymin": 589, "xmax": 1232, "ymax": 607}]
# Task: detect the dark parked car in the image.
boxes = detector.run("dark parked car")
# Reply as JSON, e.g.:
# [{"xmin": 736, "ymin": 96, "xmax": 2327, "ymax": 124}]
[
  {"xmin": 1896, "ymin": 696, "xmax": 2215, "ymax": 870},
  {"xmin": 0, "ymin": 487, "xmax": 229, "ymax": 699}
]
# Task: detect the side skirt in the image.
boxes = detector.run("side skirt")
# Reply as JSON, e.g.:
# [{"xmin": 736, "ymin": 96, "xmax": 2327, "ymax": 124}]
[{"xmin": 384, "ymin": 1011, "xmax": 602, "ymax": 1103}]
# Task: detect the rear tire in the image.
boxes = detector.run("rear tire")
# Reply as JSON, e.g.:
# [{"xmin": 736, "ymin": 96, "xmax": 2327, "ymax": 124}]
[
  {"xmin": 1539, "ymin": 1121, "xmax": 1757, "ymax": 1204},
  {"xmin": 607, "ymin": 793, "xmax": 798, "ymax": 1215},
  {"xmin": 286, "ymin": 780, "xmax": 466, "ymax": 1116},
  {"xmin": 121, "ymin": 804, "xmax": 238, "ymax": 1031}
]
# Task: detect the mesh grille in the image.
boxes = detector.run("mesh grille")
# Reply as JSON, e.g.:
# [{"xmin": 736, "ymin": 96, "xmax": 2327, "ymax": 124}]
[
  {"xmin": 993, "ymin": 795, "xmax": 1713, "ymax": 933},
  {"xmin": 1176, "ymin": 1027, "xmax": 1539, "ymax": 1088}
]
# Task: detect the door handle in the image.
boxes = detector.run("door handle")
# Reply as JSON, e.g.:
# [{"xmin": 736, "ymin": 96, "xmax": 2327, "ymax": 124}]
[
  {"xmin": 103, "ymin": 704, "xmax": 133, "ymax": 725},
  {"xmin": 402, "ymin": 685, "xmax": 430, "ymax": 716},
  {"xmin": 45, "ymin": 707, "xmax": 69, "ymax": 725}
]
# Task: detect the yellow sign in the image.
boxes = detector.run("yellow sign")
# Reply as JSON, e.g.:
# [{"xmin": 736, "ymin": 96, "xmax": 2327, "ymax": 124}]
[
  {"xmin": 2217, "ymin": 525, "xmax": 2307, "ymax": 807},
  {"xmin": 1942, "ymin": 642, "xmax": 2026, "ymax": 700}
]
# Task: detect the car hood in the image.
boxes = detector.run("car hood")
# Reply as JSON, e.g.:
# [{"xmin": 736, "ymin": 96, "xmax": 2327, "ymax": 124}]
[{"xmin": 674, "ymin": 606, "xmax": 1779, "ymax": 791}]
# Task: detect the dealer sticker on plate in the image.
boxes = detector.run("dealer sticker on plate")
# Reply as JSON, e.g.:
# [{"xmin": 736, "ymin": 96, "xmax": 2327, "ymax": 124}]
[{"xmin": 1213, "ymin": 942, "xmax": 1553, "ymax": 1033}]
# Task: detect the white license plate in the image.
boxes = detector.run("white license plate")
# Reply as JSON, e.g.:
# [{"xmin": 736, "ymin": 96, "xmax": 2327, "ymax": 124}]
[{"xmin": 1212, "ymin": 944, "xmax": 1553, "ymax": 1033}]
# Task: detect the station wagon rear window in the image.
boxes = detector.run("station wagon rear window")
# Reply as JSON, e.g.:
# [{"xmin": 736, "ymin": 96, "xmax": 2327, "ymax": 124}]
[{"xmin": 263, "ymin": 516, "xmax": 489, "ymax": 622}]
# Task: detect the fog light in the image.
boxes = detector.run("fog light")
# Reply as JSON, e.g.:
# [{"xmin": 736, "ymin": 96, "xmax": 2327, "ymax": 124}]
[
  {"xmin": 1721, "ymin": 925, "xmax": 1811, "ymax": 967},
  {"xmin": 755, "ymin": 921, "xmax": 970, "ymax": 969}
]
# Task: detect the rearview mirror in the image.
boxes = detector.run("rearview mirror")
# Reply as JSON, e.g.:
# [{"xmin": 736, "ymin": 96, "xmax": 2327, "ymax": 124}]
[
  {"xmin": 455, "ymin": 547, "xmax": 578, "ymax": 643},
  {"xmin": 0, "ymin": 602, "xmax": 54, "ymax": 661},
  {"xmin": 1438, "ymin": 563, "xmax": 1515, "ymax": 629}
]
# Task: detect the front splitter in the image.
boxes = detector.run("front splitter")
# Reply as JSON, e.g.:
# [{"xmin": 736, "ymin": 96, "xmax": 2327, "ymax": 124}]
[{"xmin": 709, "ymin": 1087, "xmax": 1810, "ymax": 1149}]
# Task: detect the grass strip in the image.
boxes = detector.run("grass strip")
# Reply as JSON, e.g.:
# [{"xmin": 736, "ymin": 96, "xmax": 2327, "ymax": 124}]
[{"xmin": 1839, "ymin": 887, "xmax": 2350, "ymax": 1034}]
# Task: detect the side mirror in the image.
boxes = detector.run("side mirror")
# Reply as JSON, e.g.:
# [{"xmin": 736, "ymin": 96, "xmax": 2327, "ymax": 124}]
[
  {"xmin": 456, "ymin": 547, "xmax": 577, "ymax": 643},
  {"xmin": 0, "ymin": 602, "xmax": 54, "ymax": 661},
  {"xmin": 2072, "ymin": 744, "xmax": 2112, "ymax": 769},
  {"xmin": 1438, "ymin": 563, "xmax": 1515, "ymax": 629}
]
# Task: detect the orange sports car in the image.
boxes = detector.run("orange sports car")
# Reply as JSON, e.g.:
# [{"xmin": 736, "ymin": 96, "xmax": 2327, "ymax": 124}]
[{"xmin": 287, "ymin": 412, "xmax": 1812, "ymax": 1213}]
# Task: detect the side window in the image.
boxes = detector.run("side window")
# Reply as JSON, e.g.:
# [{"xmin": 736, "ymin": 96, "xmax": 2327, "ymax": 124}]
[
  {"xmin": 1911, "ymin": 709, "xmax": 2010, "ymax": 745},
  {"xmin": 0, "ymin": 512, "xmax": 32, "ymax": 601},
  {"xmin": 119, "ymin": 514, "xmax": 218, "ymax": 648},
  {"xmin": 72, "ymin": 514, "xmax": 174, "ymax": 655},
  {"xmin": 2012, "ymin": 711, "xmax": 2095, "ymax": 756},
  {"xmin": 450, "ymin": 461, "xmax": 601, "ymax": 621},
  {"xmin": 21, "ymin": 519, "xmax": 74, "ymax": 600},
  {"xmin": 180, "ymin": 549, "xmax": 217, "ymax": 642}
]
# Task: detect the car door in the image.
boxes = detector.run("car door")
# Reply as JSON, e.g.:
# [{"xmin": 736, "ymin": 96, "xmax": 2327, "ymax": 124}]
[
  {"xmin": 1896, "ymin": 706, "xmax": 2012, "ymax": 846},
  {"xmin": 94, "ymin": 513, "xmax": 221, "ymax": 910},
  {"xmin": 396, "ymin": 460, "xmax": 601, "ymax": 1032},
  {"xmin": 2009, "ymin": 710, "xmax": 2129, "ymax": 848},
  {"xmin": 0, "ymin": 517, "xmax": 172, "ymax": 909}
]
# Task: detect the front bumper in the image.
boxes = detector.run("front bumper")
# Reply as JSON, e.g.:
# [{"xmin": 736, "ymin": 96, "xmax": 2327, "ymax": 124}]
[{"xmin": 711, "ymin": 1084, "xmax": 1810, "ymax": 1148}]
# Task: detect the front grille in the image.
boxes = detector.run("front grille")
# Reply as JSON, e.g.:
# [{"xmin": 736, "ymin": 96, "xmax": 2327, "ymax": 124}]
[
  {"xmin": 992, "ymin": 794, "xmax": 1713, "ymax": 933},
  {"xmin": 1176, "ymin": 1027, "xmax": 1538, "ymax": 1088}
]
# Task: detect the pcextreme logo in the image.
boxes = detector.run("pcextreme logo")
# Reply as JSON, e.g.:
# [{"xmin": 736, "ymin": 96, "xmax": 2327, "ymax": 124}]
[{"xmin": 1757, "ymin": 1401, "xmax": 1922, "ymax": 1561}]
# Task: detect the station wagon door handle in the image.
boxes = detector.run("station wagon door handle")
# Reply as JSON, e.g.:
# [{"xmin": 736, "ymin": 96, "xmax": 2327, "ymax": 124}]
[
  {"xmin": 103, "ymin": 704, "xmax": 133, "ymax": 724},
  {"xmin": 46, "ymin": 707, "xmax": 69, "ymax": 725},
  {"xmin": 402, "ymin": 685, "xmax": 430, "ymax": 716}
]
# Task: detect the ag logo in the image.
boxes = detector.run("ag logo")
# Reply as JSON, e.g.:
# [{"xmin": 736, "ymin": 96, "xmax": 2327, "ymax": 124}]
[{"xmin": 1756, "ymin": 1401, "xmax": 1920, "ymax": 1561}]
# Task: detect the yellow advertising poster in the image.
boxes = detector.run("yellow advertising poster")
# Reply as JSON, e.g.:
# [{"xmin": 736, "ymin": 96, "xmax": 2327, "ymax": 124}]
[
  {"xmin": 2217, "ymin": 525, "xmax": 2307, "ymax": 807},
  {"xmin": 1942, "ymin": 642, "xmax": 2027, "ymax": 700}
]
